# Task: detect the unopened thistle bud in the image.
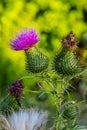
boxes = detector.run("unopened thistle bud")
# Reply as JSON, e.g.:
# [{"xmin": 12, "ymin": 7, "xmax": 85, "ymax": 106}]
[
  {"xmin": 60, "ymin": 101, "xmax": 79, "ymax": 120},
  {"xmin": 25, "ymin": 49, "xmax": 49, "ymax": 73},
  {"xmin": 36, "ymin": 91, "xmax": 48, "ymax": 101}
]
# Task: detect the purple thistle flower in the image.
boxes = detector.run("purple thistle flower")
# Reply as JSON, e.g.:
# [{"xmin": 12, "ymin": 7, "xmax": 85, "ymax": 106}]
[
  {"xmin": 10, "ymin": 28, "xmax": 40, "ymax": 51},
  {"xmin": 8, "ymin": 80, "xmax": 24, "ymax": 99}
]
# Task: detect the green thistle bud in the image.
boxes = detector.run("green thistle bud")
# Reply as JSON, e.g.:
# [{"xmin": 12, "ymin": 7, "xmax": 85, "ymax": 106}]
[
  {"xmin": 0, "ymin": 95, "xmax": 19, "ymax": 116},
  {"xmin": 60, "ymin": 101, "xmax": 79, "ymax": 120},
  {"xmin": 54, "ymin": 50, "xmax": 81, "ymax": 75},
  {"xmin": 54, "ymin": 32, "xmax": 81, "ymax": 76},
  {"xmin": 36, "ymin": 91, "xmax": 48, "ymax": 101},
  {"xmin": 25, "ymin": 49, "xmax": 49, "ymax": 73}
]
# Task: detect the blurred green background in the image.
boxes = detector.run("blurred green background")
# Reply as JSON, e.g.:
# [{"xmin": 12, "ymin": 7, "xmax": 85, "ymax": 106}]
[{"xmin": 0, "ymin": 0, "xmax": 87, "ymax": 126}]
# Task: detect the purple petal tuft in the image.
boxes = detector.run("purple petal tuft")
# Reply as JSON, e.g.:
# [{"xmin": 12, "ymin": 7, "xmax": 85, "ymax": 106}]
[
  {"xmin": 10, "ymin": 28, "xmax": 40, "ymax": 51},
  {"xmin": 8, "ymin": 80, "xmax": 24, "ymax": 99}
]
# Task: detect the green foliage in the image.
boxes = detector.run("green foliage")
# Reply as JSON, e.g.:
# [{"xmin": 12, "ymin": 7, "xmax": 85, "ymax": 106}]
[{"xmin": 84, "ymin": 90, "xmax": 87, "ymax": 104}]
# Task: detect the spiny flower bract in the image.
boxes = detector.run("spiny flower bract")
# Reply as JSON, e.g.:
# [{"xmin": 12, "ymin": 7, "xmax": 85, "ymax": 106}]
[
  {"xmin": 60, "ymin": 101, "xmax": 79, "ymax": 119},
  {"xmin": 10, "ymin": 28, "xmax": 40, "ymax": 51},
  {"xmin": 25, "ymin": 49, "xmax": 49, "ymax": 73},
  {"xmin": 54, "ymin": 50, "xmax": 81, "ymax": 75}
]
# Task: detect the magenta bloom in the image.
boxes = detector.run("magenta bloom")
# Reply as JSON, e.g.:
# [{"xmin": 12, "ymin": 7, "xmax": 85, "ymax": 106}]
[{"xmin": 10, "ymin": 28, "xmax": 40, "ymax": 51}]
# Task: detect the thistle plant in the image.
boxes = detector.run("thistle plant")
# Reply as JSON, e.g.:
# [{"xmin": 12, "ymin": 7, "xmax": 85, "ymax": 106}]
[{"xmin": 0, "ymin": 28, "xmax": 87, "ymax": 130}]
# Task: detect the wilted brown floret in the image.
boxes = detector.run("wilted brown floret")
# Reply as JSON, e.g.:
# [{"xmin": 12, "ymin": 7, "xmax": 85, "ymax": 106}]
[{"xmin": 62, "ymin": 31, "xmax": 78, "ymax": 49}]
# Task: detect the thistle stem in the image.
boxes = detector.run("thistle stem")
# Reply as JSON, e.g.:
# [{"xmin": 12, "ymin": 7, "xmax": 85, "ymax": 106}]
[
  {"xmin": 19, "ymin": 75, "xmax": 42, "ymax": 80},
  {"xmin": 0, "ymin": 94, "xmax": 9, "ymax": 104}
]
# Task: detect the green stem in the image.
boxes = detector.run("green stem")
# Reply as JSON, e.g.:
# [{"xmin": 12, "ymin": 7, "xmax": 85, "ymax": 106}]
[
  {"xmin": 45, "ymin": 75, "xmax": 65, "ymax": 129},
  {"xmin": 25, "ymin": 89, "xmax": 38, "ymax": 93},
  {"xmin": 20, "ymin": 75, "xmax": 42, "ymax": 80},
  {"xmin": 56, "ymin": 77, "xmax": 65, "ymax": 129},
  {"xmin": 0, "ymin": 94, "xmax": 9, "ymax": 104}
]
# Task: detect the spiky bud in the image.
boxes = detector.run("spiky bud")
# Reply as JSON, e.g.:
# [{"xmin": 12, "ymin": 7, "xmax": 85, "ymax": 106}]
[
  {"xmin": 54, "ymin": 32, "xmax": 81, "ymax": 75},
  {"xmin": 36, "ymin": 91, "xmax": 48, "ymax": 101},
  {"xmin": 54, "ymin": 50, "xmax": 81, "ymax": 75},
  {"xmin": 60, "ymin": 101, "xmax": 79, "ymax": 120},
  {"xmin": 25, "ymin": 49, "xmax": 49, "ymax": 73},
  {"xmin": 0, "ymin": 95, "xmax": 19, "ymax": 116}
]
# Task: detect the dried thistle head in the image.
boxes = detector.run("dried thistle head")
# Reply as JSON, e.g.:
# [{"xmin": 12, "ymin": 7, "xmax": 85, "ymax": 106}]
[
  {"xmin": 62, "ymin": 31, "xmax": 78, "ymax": 50},
  {"xmin": 0, "ymin": 115, "xmax": 11, "ymax": 130},
  {"xmin": 0, "ymin": 109, "xmax": 48, "ymax": 130}
]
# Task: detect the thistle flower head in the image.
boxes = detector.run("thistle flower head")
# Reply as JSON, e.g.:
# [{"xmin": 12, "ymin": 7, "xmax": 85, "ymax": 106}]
[
  {"xmin": 62, "ymin": 31, "xmax": 78, "ymax": 50},
  {"xmin": 8, "ymin": 80, "xmax": 24, "ymax": 99},
  {"xmin": 0, "ymin": 109, "xmax": 48, "ymax": 130},
  {"xmin": 10, "ymin": 28, "xmax": 40, "ymax": 51}
]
